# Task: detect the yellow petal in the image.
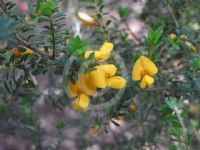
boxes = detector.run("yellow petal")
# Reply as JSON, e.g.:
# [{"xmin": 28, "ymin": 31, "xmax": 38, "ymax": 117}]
[
  {"xmin": 144, "ymin": 75, "xmax": 154, "ymax": 87},
  {"xmin": 84, "ymin": 50, "xmax": 110, "ymax": 61},
  {"xmin": 140, "ymin": 56, "xmax": 158, "ymax": 75},
  {"xmin": 140, "ymin": 75, "xmax": 154, "ymax": 89},
  {"xmin": 100, "ymin": 41, "xmax": 113, "ymax": 53},
  {"xmin": 140, "ymin": 77, "xmax": 147, "ymax": 89},
  {"xmin": 12, "ymin": 48, "xmax": 21, "ymax": 57},
  {"xmin": 77, "ymin": 12, "xmax": 98, "ymax": 27},
  {"xmin": 78, "ymin": 73, "xmax": 96, "ymax": 96},
  {"xmin": 72, "ymin": 93, "xmax": 90, "ymax": 110},
  {"xmin": 107, "ymin": 76, "xmax": 127, "ymax": 89},
  {"xmin": 96, "ymin": 64, "xmax": 117, "ymax": 77},
  {"xmin": 23, "ymin": 48, "xmax": 33, "ymax": 55},
  {"xmin": 132, "ymin": 58, "xmax": 144, "ymax": 81},
  {"xmin": 89, "ymin": 68, "xmax": 107, "ymax": 88},
  {"xmin": 68, "ymin": 79, "xmax": 79, "ymax": 97}
]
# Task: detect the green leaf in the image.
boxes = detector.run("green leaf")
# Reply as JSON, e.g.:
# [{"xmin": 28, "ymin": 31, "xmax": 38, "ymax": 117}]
[
  {"xmin": 38, "ymin": 0, "xmax": 58, "ymax": 16},
  {"xmin": 118, "ymin": 7, "xmax": 129, "ymax": 18},
  {"xmin": 0, "ymin": 16, "xmax": 18, "ymax": 40},
  {"xmin": 67, "ymin": 36, "xmax": 88, "ymax": 56},
  {"xmin": 190, "ymin": 58, "xmax": 200, "ymax": 70},
  {"xmin": 87, "ymin": 5, "xmax": 96, "ymax": 9},
  {"xmin": 169, "ymin": 127, "xmax": 181, "ymax": 137},
  {"xmin": 166, "ymin": 98, "xmax": 177, "ymax": 110},
  {"xmin": 144, "ymin": 26, "xmax": 163, "ymax": 50}
]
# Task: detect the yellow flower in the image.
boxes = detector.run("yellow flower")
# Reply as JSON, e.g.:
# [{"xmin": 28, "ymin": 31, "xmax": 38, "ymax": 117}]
[
  {"xmin": 68, "ymin": 73, "xmax": 96, "ymax": 110},
  {"xmin": 89, "ymin": 64, "xmax": 127, "ymax": 89},
  {"xmin": 84, "ymin": 41, "xmax": 113, "ymax": 62},
  {"xmin": 72, "ymin": 93, "xmax": 90, "ymax": 110},
  {"xmin": 12, "ymin": 48, "xmax": 33, "ymax": 57},
  {"xmin": 114, "ymin": 116, "xmax": 124, "ymax": 120},
  {"xmin": 13, "ymin": 47, "xmax": 52, "ymax": 57},
  {"xmin": 77, "ymin": 11, "xmax": 99, "ymax": 28},
  {"xmin": 132, "ymin": 56, "xmax": 158, "ymax": 89}
]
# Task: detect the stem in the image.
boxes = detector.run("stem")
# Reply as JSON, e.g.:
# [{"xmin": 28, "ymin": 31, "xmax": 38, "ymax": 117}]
[
  {"xmin": 49, "ymin": 18, "xmax": 56, "ymax": 59},
  {"xmin": 175, "ymin": 107, "xmax": 190, "ymax": 150},
  {"xmin": 14, "ymin": 34, "xmax": 50, "ymax": 58},
  {"xmin": 165, "ymin": 0, "xmax": 179, "ymax": 28}
]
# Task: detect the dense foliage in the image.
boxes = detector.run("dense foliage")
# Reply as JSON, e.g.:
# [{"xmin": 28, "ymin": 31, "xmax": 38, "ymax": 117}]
[{"xmin": 0, "ymin": 0, "xmax": 199, "ymax": 149}]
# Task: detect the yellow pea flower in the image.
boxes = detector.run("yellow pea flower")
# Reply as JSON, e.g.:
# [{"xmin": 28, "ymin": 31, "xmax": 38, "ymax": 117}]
[
  {"xmin": 72, "ymin": 93, "xmax": 90, "ymax": 110},
  {"xmin": 84, "ymin": 41, "xmax": 113, "ymax": 62},
  {"xmin": 132, "ymin": 56, "xmax": 158, "ymax": 89},
  {"xmin": 68, "ymin": 79, "xmax": 79, "ymax": 97},
  {"xmin": 12, "ymin": 48, "xmax": 33, "ymax": 57},
  {"xmin": 12, "ymin": 47, "xmax": 51, "ymax": 57},
  {"xmin": 78, "ymin": 73, "xmax": 97, "ymax": 96},
  {"xmin": 114, "ymin": 116, "xmax": 124, "ymax": 120},
  {"xmin": 77, "ymin": 11, "xmax": 99, "ymax": 28},
  {"xmin": 68, "ymin": 73, "xmax": 96, "ymax": 110},
  {"xmin": 89, "ymin": 64, "xmax": 127, "ymax": 89}
]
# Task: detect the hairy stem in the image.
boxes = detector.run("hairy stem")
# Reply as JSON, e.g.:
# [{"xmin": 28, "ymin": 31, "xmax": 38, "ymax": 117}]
[{"xmin": 49, "ymin": 19, "xmax": 56, "ymax": 59}]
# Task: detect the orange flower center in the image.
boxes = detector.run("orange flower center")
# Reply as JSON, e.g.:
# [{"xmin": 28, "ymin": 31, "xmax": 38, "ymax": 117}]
[{"xmin": 140, "ymin": 70, "xmax": 148, "ymax": 78}]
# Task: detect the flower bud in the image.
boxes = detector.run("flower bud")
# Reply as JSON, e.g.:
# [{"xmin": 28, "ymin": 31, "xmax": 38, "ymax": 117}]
[
  {"xmin": 190, "ymin": 46, "xmax": 197, "ymax": 52},
  {"xmin": 129, "ymin": 104, "xmax": 137, "ymax": 113},
  {"xmin": 180, "ymin": 35, "xmax": 188, "ymax": 41},
  {"xmin": 169, "ymin": 33, "xmax": 176, "ymax": 40}
]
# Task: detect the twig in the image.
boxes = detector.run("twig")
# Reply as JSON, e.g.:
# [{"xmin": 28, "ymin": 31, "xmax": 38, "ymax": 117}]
[
  {"xmin": 14, "ymin": 34, "xmax": 50, "ymax": 58},
  {"xmin": 125, "ymin": 22, "xmax": 143, "ymax": 45},
  {"xmin": 175, "ymin": 107, "xmax": 191, "ymax": 150},
  {"xmin": 165, "ymin": 1, "xmax": 179, "ymax": 28},
  {"xmin": 49, "ymin": 19, "xmax": 56, "ymax": 59}
]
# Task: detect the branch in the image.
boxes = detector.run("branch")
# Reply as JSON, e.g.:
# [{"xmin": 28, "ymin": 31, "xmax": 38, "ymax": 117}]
[
  {"xmin": 14, "ymin": 34, "xmax": 50, "ymax": 58},
  {"xmin": 49, "ymin": 19, "xmax": 56, "ymax": 59},
  {"xmin": 165, "ymin": 1, "xmax": 179, "ymax": 28}
]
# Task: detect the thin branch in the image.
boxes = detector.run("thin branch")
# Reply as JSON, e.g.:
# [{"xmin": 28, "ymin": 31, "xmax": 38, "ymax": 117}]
[
  {"xmin": 165, "ymin": 1, "xmax": 179, "ymax": 28},
  {"xmin": 49, "ymin": 19, "xmax": 56, "ymax": 59},
  {"xmin": 14, "ymin": 34, "xmax": 50, "ymax": 58}
]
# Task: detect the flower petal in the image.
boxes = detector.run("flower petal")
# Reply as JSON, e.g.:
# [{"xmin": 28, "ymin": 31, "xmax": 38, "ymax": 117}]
[
  {"xmin": 144, "ymin": 75, "xmax": 154, "ymax": 87},
  {"xmin": 107, "ymin": 76, "xmax": 127, "ymax": 89},
  {"xmin": 78, "ymin": 73, "xmax": 96, "ymax": 96},
  {"xmin": 89, "ymin": 68, "xmax": 107, "ymax": 88},
  {"xmin": 140, "ymin": 75, "xmax": 154, "ymax": 89},
  {"xmin": 84, "ymin": 50, "xmax": 110, "ymax": 61},
  {"xmin": 132, "ymin": 58, "xmax": 144, "ymax": 81},
  {"xmin": 72, "ymin": 93, "xmax": 90, "ymax": 110},
  {"xmin": 140, "ymin": 77, "xmax": 147, "ymax": 89},
  {"xmin": 96, "ymin": 64, "xmax": 117, "ymax": 77},
  {"xmin": 68, "ymin": 79, "xmax": 79, "ymax": 97},
  {"xmin": 99, "ymin": 41, "xmax": 113, "ymax": 53},
  {"xmin": 140, "ymin": 56, "xmax": 158, "ymax": 75},
  {"xmin": 77, "ymin": 12, "xmax": 97, "ymax": 27}
]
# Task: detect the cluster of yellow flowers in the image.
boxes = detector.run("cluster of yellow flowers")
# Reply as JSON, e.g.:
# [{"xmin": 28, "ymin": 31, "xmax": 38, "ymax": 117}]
[
  {"xmin": 68, "ymin": 41, "xmax": 158, "ymax": 110},
  {"xmin": 68, "ymin": 42, "xmax": 127, "ymax": 110}
]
